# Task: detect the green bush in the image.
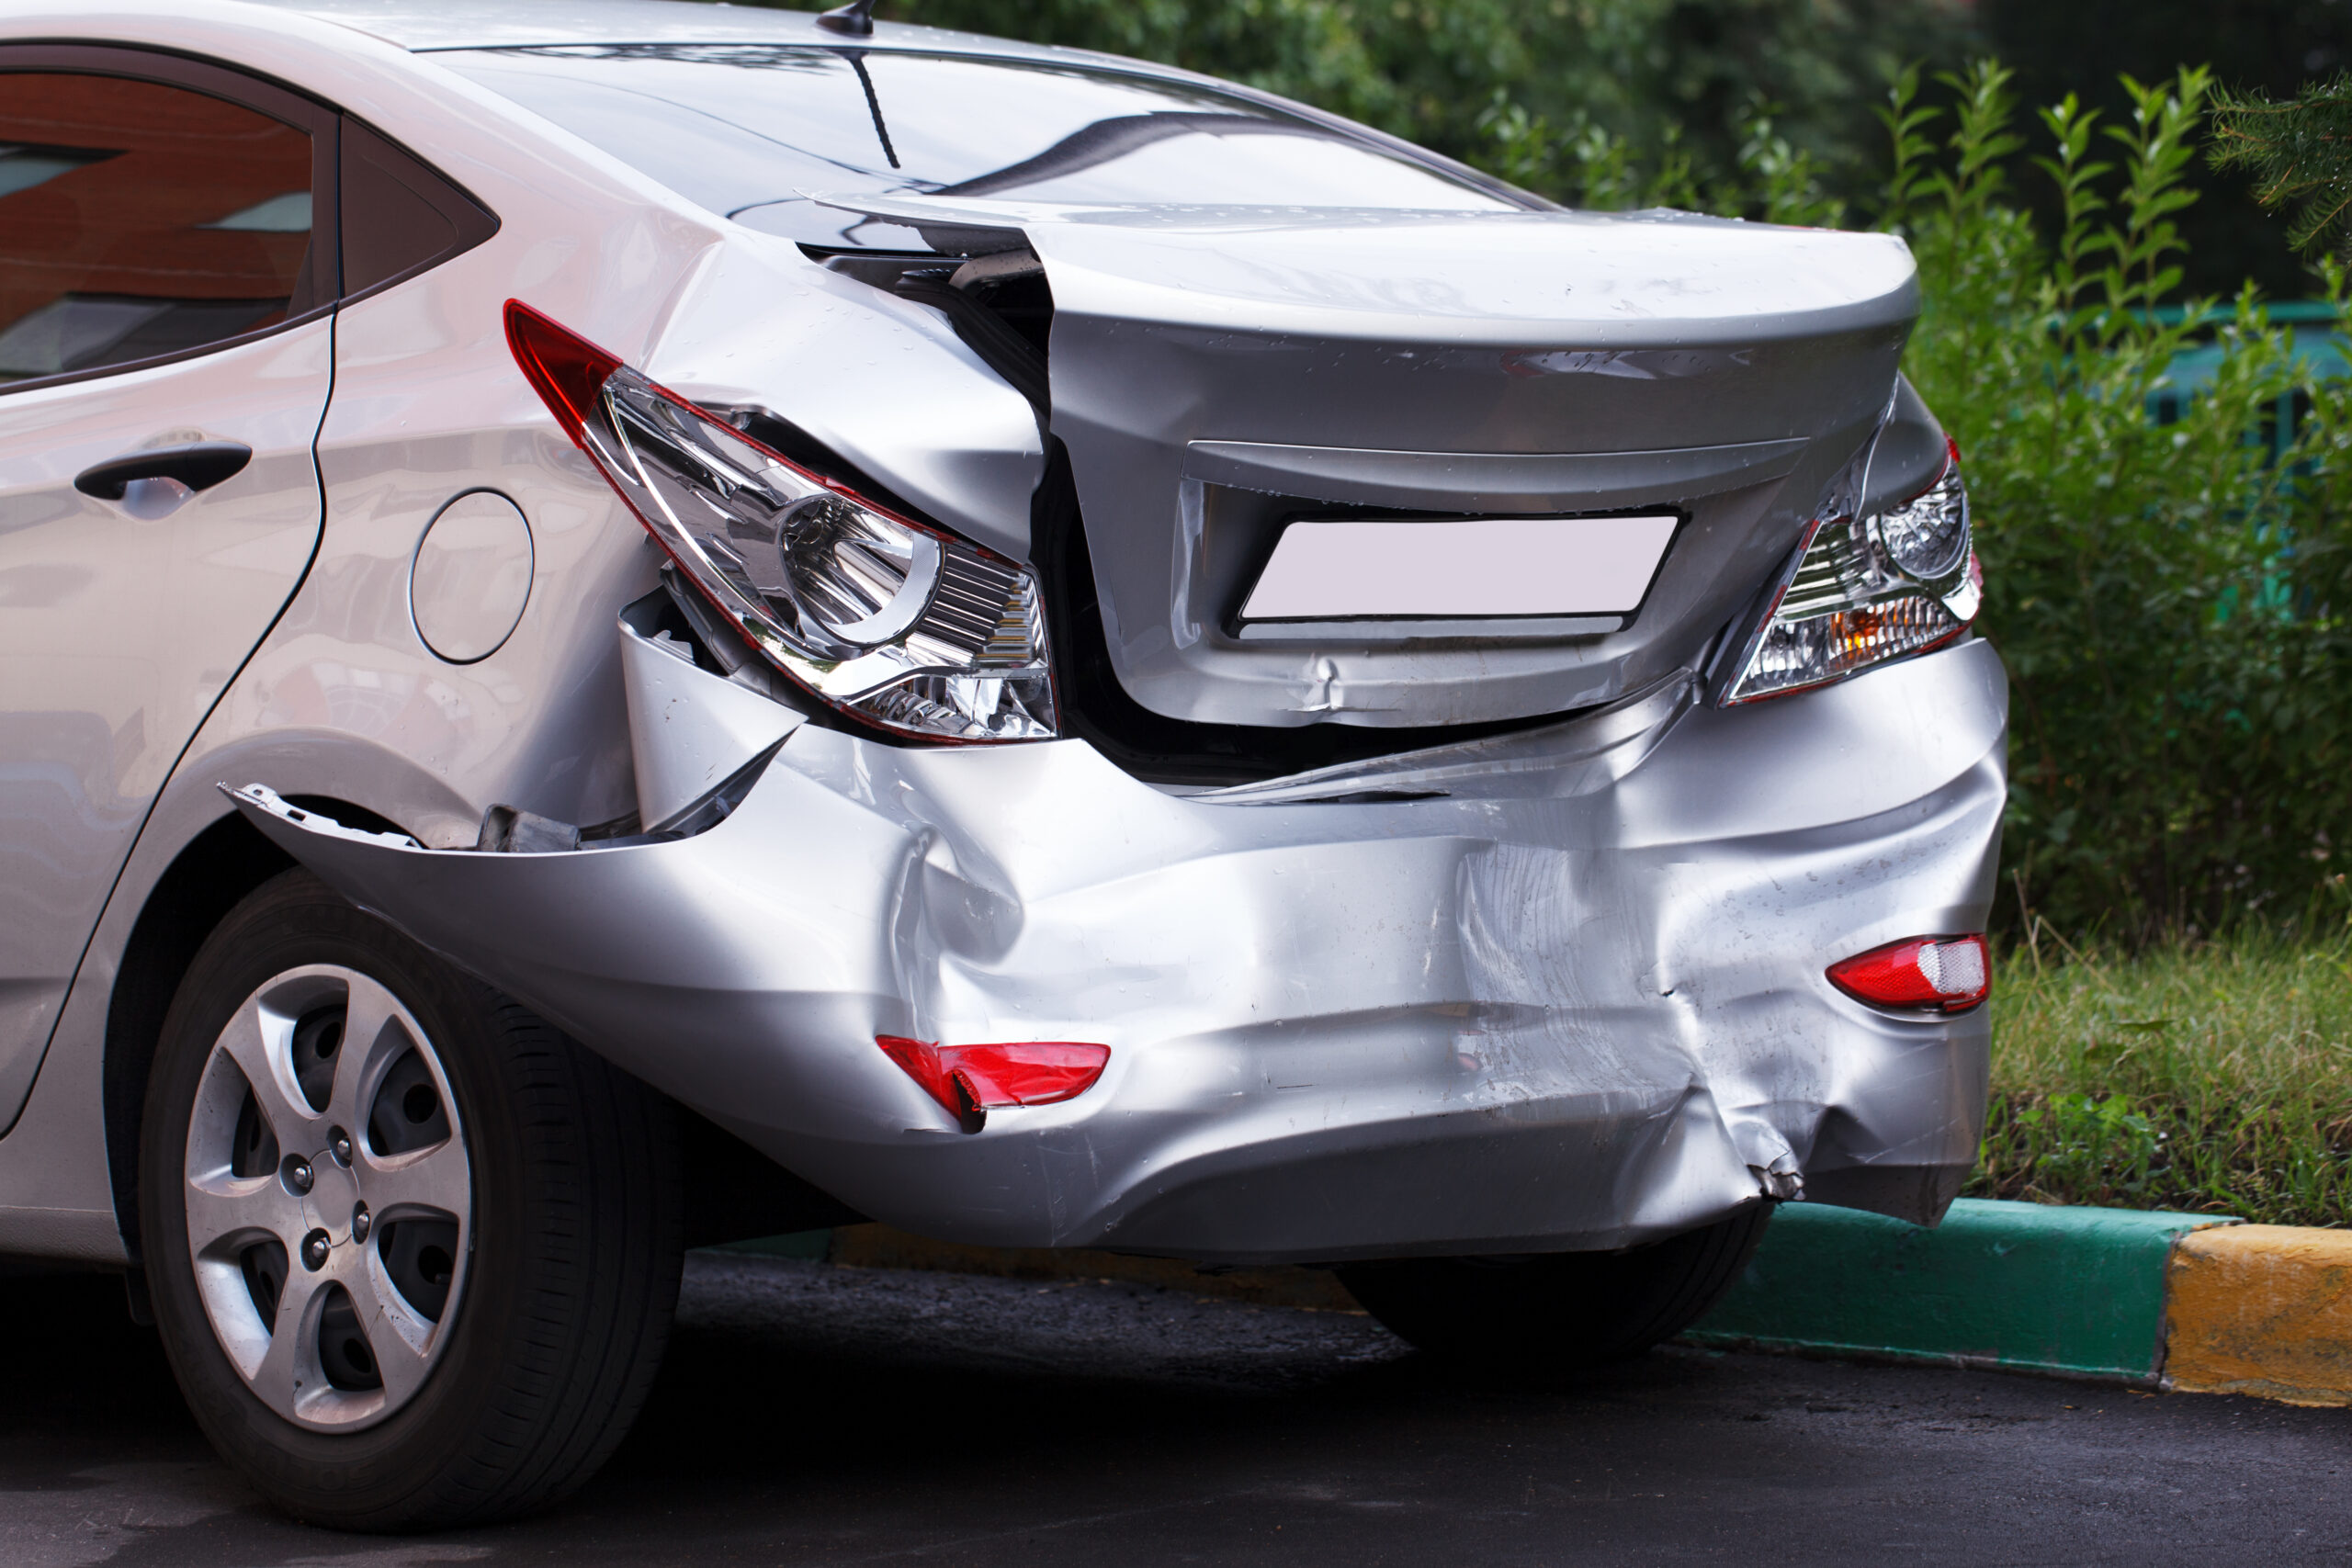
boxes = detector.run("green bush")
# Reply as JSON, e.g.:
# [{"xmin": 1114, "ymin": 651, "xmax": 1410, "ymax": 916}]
[
  {"xmin": 767, "ymin": 4, "xmax": 2352, "ymax": 938},
  {"xmin": 1485, "ymin": 68, "xmax": 2345, "ymax": 943},
  {"xmin": 1317, "ymin": 46, "xmax": 2352, "ymax": 937},
  {"xmin": 1883, "ymin": 64, "xmax": 2352, "ymax": 937},
  {"xmin": 883, "ymin": 0, "xmax": 1962, "ymax": 205}
]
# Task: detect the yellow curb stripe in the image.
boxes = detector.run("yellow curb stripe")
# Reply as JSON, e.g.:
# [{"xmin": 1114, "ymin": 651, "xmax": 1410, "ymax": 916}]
[{"xmin": 2165, "ymin": 1225, "xmax": 2352, "ymax": 1406}]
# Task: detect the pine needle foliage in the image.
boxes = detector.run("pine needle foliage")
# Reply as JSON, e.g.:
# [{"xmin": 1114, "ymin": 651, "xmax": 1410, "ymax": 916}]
[{"xmin": 2211, "ymin": 74, "xmax": 2352, "ymax": 261}]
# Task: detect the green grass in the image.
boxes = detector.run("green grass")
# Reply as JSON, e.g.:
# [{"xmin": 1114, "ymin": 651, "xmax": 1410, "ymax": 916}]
[{"xmin": 1968, "ymin": 918, "xmax": 2352, "ymax": 1225}]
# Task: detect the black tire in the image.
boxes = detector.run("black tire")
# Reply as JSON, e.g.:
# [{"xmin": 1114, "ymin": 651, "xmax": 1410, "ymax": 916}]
[
  {"xmin": 1337, "ymin": 1203, "xmax": 1772, "ymax": 1374},
  {"xmin": 140, "ymin": 869, "xmax": 683, "ymax": 1530}
]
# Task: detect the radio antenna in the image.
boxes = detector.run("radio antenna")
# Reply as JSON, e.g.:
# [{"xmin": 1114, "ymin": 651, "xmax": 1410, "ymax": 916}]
[{"xmin": 818, "ymin": 0, "xmax": 876, "ymax": 36}]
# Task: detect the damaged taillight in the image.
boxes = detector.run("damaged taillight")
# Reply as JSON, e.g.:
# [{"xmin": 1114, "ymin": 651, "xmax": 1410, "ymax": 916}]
[
  {"xmin": 1721, "ymin": 434, "xmax": 1980, "ymax": 705},
  {"xmin": 505, "ymin": 300, "xmax": 1057, "ymax": 742},
  {"xmin": 1827, "ymin": 934, "xmax": 1989, "ymax": 1013},
  {"xmin": 877, "ymin": 1035, "xmax": 1111, "ymax": 1125}
]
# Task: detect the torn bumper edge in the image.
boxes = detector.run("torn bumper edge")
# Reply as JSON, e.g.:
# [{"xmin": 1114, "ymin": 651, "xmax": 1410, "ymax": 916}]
[{"xmin": 230, "ymin": 629, "xmax": 2007, "ymax": 1264}]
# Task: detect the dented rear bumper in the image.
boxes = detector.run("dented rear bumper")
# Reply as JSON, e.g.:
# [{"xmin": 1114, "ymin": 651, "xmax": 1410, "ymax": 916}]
[{"xmin": 235, "ymin": 632, "xmax": 2007, "ymax": 1264}]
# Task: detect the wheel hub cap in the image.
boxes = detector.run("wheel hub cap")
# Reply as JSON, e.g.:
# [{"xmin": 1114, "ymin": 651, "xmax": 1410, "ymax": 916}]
[{"xmin": 300, "ymin": 1154, "xmax": 358, "ymax": 1237}]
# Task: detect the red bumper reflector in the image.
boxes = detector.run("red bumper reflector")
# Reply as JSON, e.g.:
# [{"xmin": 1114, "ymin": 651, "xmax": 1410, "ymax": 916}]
[
  {"xmin": 1826, "ymin": 934, "xmax": 1989, "ymax": 1012},
  {"xmin": 876, "ymin": 1036, "xmax": 1111, "ymax": 1117}
]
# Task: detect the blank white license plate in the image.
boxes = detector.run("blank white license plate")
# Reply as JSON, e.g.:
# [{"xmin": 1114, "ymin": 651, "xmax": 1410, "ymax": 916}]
[{"xmin": 1238, "ymin": 513, "xmax": 1678, "ymax": 622}]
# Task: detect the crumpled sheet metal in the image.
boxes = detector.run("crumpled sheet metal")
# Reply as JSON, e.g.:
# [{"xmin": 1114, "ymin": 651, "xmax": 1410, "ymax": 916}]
[
  {"xmin": 1031, "ymin": 207, "xmax": 1913, "ymax": 732},
  {"xmin": 616, "ymin": 593, "xmax": 803, "ymax": 826},
  {"xmin": 235, "ymin": 636, "xmax": 2007, "ymax": 1264},
  {"xmin": 810, "ymin": 192, "xmax": 1920, "ymax": 731}
]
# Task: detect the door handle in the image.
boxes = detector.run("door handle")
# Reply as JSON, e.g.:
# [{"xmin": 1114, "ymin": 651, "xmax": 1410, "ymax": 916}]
[{"xmin": 73, "ymin": 441, "xmax": 254, "ymax": 502}]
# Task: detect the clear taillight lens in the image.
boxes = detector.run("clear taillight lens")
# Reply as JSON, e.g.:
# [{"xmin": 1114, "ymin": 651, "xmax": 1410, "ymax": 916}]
[
  {"xmin": 1721, "ymin": 435, "xmax": 1980, "ymax": 705},
  {"xmin": 505, "ymin": 299, "xmax": 1056, "ymax": 742},
  {"xmin": 1827, "ymin": 934, "xmax": 1990, "ymax": 1013},
  {"xmin": 1877, "ymin": 439, "xmax": 1972, "ymax": 580}
]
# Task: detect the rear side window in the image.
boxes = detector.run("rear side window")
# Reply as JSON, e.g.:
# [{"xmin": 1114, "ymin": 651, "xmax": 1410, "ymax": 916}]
[
  {"xmin": 339, "ymin": 120, "xmax": 500, "ymax": 299},
  {"xmin": 0, "ymin": 73, "xmax": 323, "ymax": 384},
  {"xmin": 439, "ymin": 45, "xmax": 1523, "ymax": 246}
]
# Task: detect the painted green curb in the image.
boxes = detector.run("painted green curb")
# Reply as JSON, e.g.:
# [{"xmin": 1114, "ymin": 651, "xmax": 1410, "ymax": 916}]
[{"xmin": 1687, "ymin": 1197, "xmax": 2239, "ymax": 1381}]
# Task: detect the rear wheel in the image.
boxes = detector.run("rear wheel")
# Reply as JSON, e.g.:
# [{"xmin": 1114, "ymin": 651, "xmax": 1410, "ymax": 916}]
[
  {"xmin": 140, "ymin": 870, "xmax": 682, "ymax": 1530},
  {"xmin": 1337, "ymin": 1204, "xmax": 1771, "ymax": 1374}
]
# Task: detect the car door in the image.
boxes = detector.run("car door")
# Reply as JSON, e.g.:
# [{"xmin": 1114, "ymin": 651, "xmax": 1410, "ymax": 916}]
[{"xmin": 0, "ymin": 50, "xmax": 339, "ymax": 1127}]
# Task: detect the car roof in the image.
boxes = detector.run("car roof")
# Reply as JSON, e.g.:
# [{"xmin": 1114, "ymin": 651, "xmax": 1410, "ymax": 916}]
[
  {"xmin": 224, "ymin": 0, "xmax": 1534, "ymax": 209},
  {"xmin": 237, "ymin": 0, "xmax": 1073, "ymax": 58}
]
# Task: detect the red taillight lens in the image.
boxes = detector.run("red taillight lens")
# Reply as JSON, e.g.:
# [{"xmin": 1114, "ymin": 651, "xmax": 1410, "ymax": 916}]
[
  {"xmin": 504, "ymin": 299, "xmax": 621, "ymax": 447},
  {"xmin": 501, "ymin": 299, "xmax": 1057, "ymax": 742},
  {"xmin": 877, "ymin": 1035, "xmax": 1111, "ymax": 1122},
  {"xmin": 1826, "ymin": 934, "xmax": 1989, "ymax": 1013}
]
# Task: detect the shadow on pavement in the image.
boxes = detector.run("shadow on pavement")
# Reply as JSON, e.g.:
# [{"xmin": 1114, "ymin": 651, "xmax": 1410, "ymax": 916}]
[{"xmin": 3, "ymin": 1253, "xmax": 2348, "ymax": 1566}]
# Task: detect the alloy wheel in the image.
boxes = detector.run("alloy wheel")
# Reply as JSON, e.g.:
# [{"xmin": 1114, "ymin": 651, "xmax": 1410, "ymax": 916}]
[{"xmin": 180, "ymin": 964, "xmax": 471, "ymax": 1430}]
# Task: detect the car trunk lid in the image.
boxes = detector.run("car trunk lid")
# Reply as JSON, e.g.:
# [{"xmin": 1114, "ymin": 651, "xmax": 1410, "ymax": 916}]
[{"xmin": 820, "ymin": 197, "xmax": 1917, "ymax": 729}]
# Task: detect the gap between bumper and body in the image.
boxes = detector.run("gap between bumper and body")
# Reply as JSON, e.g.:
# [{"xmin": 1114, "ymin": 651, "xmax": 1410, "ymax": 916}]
[{"xmin": 232, "ymin": 630, "xmax": 2007, "ymax": 1265}]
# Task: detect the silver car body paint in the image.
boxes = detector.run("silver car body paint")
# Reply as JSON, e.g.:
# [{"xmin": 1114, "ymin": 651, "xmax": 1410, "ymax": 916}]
[
  {"xmin": 1046, "ymin": 218, "xmax": 1913, "ymax": 729},
  {"xmin": 407, "ymin": 491, "xmax": 536, "ymax": 664},
  {"xmin": 0, "ymin": 320, "xmax": 333, "ymax": 1130},
  {"xmin": 0, "ymin": 0, "xmax": 2006, "ymax": 1266},
  {"xmin": 235, "ymin": 630, "xmax": 2005, "ymax": 1260},
  {"xmin": 817, "ymin": 189, "xmax": 1919, "ymax": 729},
  {"xmin": 616, "ymin": 594, "xmax": 804, "ymax": 826}
]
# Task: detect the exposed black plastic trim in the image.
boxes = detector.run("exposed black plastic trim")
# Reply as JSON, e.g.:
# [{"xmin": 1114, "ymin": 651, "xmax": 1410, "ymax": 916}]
[
  {"xmin": 806, "ymin": 249, "xmax": 1051, "ymax": 417},
  {"xmin": 887, "ymin": 274, "xmax": 1048, "ymax": 412}
]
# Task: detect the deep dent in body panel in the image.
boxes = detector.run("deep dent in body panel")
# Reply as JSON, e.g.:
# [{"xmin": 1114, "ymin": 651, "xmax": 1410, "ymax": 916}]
[
  {"xmin": 234, "ymin": 617, "xmax": 2006, "ymax": 1262},
  {"xmin": 0, "ymin": 3, "xmax": 1984, "ymax": 1269},
  {"xmin": 794, "ymin": 190, "xmax": 1923, "ymax": 730}
]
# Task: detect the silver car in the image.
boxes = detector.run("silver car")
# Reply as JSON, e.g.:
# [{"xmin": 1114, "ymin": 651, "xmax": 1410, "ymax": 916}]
[{"xmin": 0, "ymin": 0, "xmax": 2004, "ymax": 1529}]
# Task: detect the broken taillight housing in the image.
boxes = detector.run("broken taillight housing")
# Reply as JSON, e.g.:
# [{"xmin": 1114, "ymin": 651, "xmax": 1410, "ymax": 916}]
[
  {"xmin": 1827, "ymin": 934, "xmax": 1989, "ymax": 1013},
  {"xmin": 504, "ymin": 300, "xmax": 1056, "ymax": 742},
  {"xmin": 1721, "ymin": 434, "xmax": 1981, "ymax": 705}
]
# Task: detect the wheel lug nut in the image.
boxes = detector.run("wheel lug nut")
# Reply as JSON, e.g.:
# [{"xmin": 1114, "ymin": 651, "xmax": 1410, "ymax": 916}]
[
  {"xmin": 329, "ymin": 1128, "xmax": 353, "ymax": 1168},
  {"xmin": 283, "ymin": 1155, "xmax": 313, "ymax": 1196},
  {"xmin": 300, "ymin": 1228, "xmax": 331, "ymax": 1271},
  {"xmin": 351, "ymin": 1204, "xmax": 370, "ymax": 1244}
]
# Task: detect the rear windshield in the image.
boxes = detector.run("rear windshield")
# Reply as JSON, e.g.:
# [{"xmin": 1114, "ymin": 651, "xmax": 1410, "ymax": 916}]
[{"xmin": 439, "ymin": 44, "xmax": 1521, "ymax": 246}]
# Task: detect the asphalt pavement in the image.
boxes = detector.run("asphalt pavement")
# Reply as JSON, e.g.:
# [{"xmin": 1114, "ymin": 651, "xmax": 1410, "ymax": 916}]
[{"xmin": 4, "ymin": 1250, "xmax": 2348, "ymax": 1566}]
